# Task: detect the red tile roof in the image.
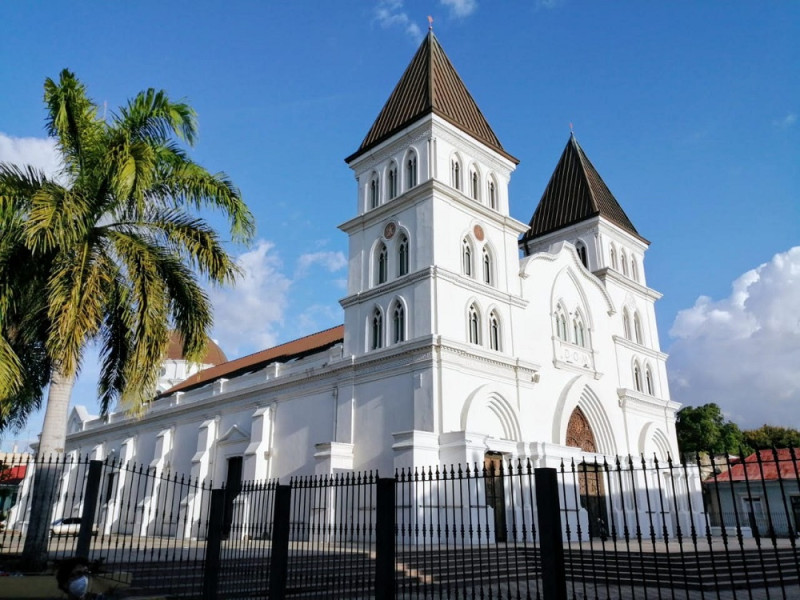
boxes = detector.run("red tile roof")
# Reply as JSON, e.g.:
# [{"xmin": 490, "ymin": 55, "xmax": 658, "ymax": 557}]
[
  {"xmin": 346, "ymin": 31, "xmax": 517, "ymax": 164},
  {"xmin": 159, "ymin": 325, "xmax": 344, "ymax": 397},
  {"xmin": 0, "ymin": 464, "xmax": 27, "ymax": 485},
  {"xmin": 711, "ymin": 449, "xmax": 800, "ymax": 482}
]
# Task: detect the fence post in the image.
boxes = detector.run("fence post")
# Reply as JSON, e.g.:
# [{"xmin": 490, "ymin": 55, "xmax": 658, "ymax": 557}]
[
  {"xmin": 76, "ymin": 460, "xmax": 103, "ymax": 559},
  {"xmin": 203, "ymin": 488, "xmax": 226, "ymax": 599},
  {"xmin": 535, "ymin": 468, "xmax": 567, "ymax": 600},
  {"xmin": 375, "ymin": 477, "xmax": 396, "ymax": 600},
  {"xmin": 269, "ymin": 484, "xmax": 292, "ymax": 598}
]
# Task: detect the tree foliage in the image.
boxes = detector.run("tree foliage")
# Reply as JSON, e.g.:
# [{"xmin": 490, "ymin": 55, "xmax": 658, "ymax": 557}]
[
  {"xmin": 743, "ymin": 425, "xmax": 800, "ymax": 450},
  {"xmin": 0, "ymin": 69, "xmax": 255, "ymax": 432},
  {"xmin": 675, "ymin": 403, "xmax": 750, "ymax": 455}
]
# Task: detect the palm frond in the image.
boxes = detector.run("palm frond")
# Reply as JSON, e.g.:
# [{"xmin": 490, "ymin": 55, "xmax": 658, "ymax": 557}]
[
  {"xmin": 117, "ymin": 88, "xmax": 197, "ymax": 146},
  {"xmin": 43, "ymin": 69, "xmax": 101, "ymax": 174},
  {"xmin": 160, "ymin": 162, "xmax": 255, "ymax": 242}
]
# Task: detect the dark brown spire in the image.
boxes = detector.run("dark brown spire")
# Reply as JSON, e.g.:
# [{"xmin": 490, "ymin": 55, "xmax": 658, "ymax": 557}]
[
  {"xmin": 346, "ymin": 31, "xmax": 517, "ymax": 164},
  {"xmin": 521, "ymin": 135, "xmax": 646, "ymax": 244}
]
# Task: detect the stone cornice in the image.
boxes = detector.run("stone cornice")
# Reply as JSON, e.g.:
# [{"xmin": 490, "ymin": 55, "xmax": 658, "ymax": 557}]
[
  {"xmin": 434, "ymin": 266, "xmax": 528, "ymax": 308},
  {"xmin": 340, "ymin": 267, "xmax": 432, "ymax": 308},
  {"xmin": 617, "ymin": 388, "xmax": 680, "ymax": 416},
  {"xmin": 595, "ymin": 268, "xmax": 663, "ymax": 301},
  {"xmin": 613, "ymin": 336, "xmax": 668, "ymax": 361},
  {"xmin": 338, "ymin": 178, "xmax": 435, "ymax": 234},
  {"xmin": 438, "ymin": 337, "xmax": 541, "ymax": 376}
]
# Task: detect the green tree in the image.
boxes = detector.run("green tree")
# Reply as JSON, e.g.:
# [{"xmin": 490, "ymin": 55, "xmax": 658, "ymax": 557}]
[
  {"xmin": 675, "ymin": 403, "xmax": 750, "ymax": 456},
  {"xmin": 743, "ymin": 425, "xmax": 800, "ymax": 449},
  {"xmin": 0, "ymin": 70, "xmax": 254, "ymax": 566}
]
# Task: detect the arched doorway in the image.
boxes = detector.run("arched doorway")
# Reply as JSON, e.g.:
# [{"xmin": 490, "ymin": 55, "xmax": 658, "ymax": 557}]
[{"xmin": 566, "ymin": 407, "xmax": 608, "ymax": 539}]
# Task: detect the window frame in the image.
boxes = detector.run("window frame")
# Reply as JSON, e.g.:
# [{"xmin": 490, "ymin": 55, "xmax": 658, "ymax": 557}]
[
  {"xmin": 398, "ymin": 233, "xmax": 409, "ymax": 277},
  {"xmin": 371, "ymin": 308, "xmax": 384, "ymax": 350},
  {"xmin": 377, "ymin": 242, "xmax": 388, "ymax": 285},
  {"xmin": 392, "ymin": 301, "xmax": 405, "ymax": 344}
]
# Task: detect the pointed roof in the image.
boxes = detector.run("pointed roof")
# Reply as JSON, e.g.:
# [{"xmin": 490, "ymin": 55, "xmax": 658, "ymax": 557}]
[
  {"xmin": 521, "ymin": 135, "xmax": 646, "ymax": 244},
  {"xmin": 346, "ymin": 31, "xmax": 517, "ymax": 164}
]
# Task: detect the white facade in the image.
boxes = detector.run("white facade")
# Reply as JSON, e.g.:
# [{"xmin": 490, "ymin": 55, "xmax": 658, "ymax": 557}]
[{"xmin": 62, "ymin": 35, "xmax": 682, "ymax": 502}]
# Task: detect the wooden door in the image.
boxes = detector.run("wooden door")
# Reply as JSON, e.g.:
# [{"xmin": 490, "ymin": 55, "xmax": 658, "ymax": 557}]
[{"xmin": 484, "ymin": 453, "xmax": 507, "ymax": 542}]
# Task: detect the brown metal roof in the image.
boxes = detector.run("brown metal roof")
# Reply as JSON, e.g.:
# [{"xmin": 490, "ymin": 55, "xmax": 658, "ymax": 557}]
[
  {"xmin": 346, "ymin": 31, "xmax": 517, "ymax": 164},
  {"xmin": 159, "ymin": 325, "xmax": 344, "ymax": 397},
  {"xmin": 165, "ymin": 331, "xmax": 227, "ymax": 365},
  {"xmin": 521, "ymin": 135, "xmax": 646, "ymax": 245}
]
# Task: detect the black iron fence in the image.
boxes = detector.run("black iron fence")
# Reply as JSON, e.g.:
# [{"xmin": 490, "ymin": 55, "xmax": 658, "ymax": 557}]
[{"xmin": 1, "ymin": 450, "xmax": 799, "ymax": 599}]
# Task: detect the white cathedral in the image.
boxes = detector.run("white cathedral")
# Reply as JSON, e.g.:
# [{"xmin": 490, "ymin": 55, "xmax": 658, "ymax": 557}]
[{"xmin": 63, "ymin": 32, "xmax": 680, "ymax": 492}]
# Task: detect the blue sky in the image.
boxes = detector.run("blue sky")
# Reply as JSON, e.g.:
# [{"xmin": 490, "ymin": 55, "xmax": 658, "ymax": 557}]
[{"xmin": 1, "ymin": 1, "xmax": 798, "ymax": 449}]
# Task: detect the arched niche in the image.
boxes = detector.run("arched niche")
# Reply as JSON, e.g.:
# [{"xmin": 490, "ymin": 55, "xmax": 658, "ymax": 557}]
[{"xmin": 566, "ymin": 407, "xmax": 597, "ymax": 453}]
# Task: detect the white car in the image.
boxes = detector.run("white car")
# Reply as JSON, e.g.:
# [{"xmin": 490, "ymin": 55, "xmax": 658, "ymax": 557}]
[{"xmin": 50, "ymin": 517, "xmax": 98, "ymax": 538}]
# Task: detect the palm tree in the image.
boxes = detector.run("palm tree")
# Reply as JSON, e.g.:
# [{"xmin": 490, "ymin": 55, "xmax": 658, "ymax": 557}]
[{"xmin": 0, "ymin": 70, "xmax": 254, "ymax": 565}]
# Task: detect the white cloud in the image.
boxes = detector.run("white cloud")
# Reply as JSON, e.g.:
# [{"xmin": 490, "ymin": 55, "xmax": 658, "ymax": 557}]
[
  {"xmin": 375, "ymin": 0, "xmax": 423, "ymax": 42},
  {"xmin": 440, "ymin": 0, "xmax": 477, "ymax": 18},
  {"xmin": 774, "ymin": 113, "xmax": 797, "ymax": 129},
  {"xmin": 209, "ymin": 240, "xmax": 291, "ymax": 356},
  {"xmin": 0, "ymin": 133, "xmax": 63, "ymax": 178},
  {"xmin": 668, "ymin": 247, "xmax": 800, "ymax": 429},
  {"xmin": 295, "ymin": 250, "xmax": 347, "ymax": 277}
]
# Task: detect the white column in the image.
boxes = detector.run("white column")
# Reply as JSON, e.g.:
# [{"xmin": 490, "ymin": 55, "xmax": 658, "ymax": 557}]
[{"xmin": 243, "ymin": 405, "xmax": 273, "ymax": 481}]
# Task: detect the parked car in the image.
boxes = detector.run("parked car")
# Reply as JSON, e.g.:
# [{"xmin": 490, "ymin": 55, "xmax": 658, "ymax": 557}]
[{"xmin": 50, "ymin": 517, "xmax": 98, "ymax": 538}]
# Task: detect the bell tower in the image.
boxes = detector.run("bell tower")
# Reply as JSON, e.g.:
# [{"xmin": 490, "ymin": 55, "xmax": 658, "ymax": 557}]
[
  {"xmin": 519, "ymin": 134, "xmax": 668, "ymax": 397},
  {"xmin": 339, "ymin": 31, "xmax": 526, "ymax": 358}
]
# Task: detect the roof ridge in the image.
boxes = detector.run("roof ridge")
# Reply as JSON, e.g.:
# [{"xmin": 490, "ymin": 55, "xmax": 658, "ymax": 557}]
[{"xmin": 571, "ymin": 135, "xmax": 600, "ymax": 214}]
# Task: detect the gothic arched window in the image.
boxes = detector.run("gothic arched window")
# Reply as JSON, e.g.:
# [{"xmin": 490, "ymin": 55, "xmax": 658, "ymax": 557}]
[
  {"xmin": 398, "ymin": 234, "xmax": 409, "ymax": 276},
  {"xmin": 633, "ymin": 362, "xmax": 643, "ymax": 392},
  {"xmin": 451, "ymin": 158, "xmax": 461, "ymax": 191},
  {"xmin": 610, "ymin": 245, "xmax": 618, "ymax": 270},
  {"xmin": 631, "ymin": 257, "xmax": 639, "ymax": 282},
  {"xmin": 573, "ymin": 315, "xmax": 586, "ymax": 347},
  {"xmin": 556, "ymin": 308, "xmax": 568, "ymax": 341},
  {"xmin": 575, "ymin": 241, "xmax": 588, "ymax": 268},
  {"xmin": 406, "ymin": 152, "xmax": 417, "ymax": 189},
  {"xmin": 393, "ymin": 302, "xmax": 405, "ymax": 344},
  {"xmin": 370, "ymin": 173, "xmax": 380, "ymax": 209},
  {"xmin": 388, "ymin": 163, "xmax": 398, "ymax": 200},
  {"xmin": 377, "ymin": 242, "xmax": 388, "ymax": 285},
  {"xmin": 489, "ymin": 311, "xmax": 501, "ymax": 351},
  {"xmin": 621, "ymin": 251, "xmax": 629, "ymax": 276},
  {"xmin": 482, "ymin": 247, "xmax": 492, "ymax": 285},
  {"xmin": 371, "ymin": 308, "xmax": 383, "ymax": 350},
  {"xmin": 623, "ymin": 308, "xmax": 632, "ymax": 340},
  {"xmin": 462, "ymin": 239, "xmax": 473, "ymax": 277},
  {"xmin": 470, "ymin": 169, "xmax": 479, "ymax": 200},
  {"xmin": 488, "ymin": 180, "xmax": 497, "ymax": 209},
  {"xmin": 645, "ymin": 366, "xmax": 654, "ymax": 395},
  {"xmin": 469, "ymin": 304, "xmax": 480, "ymax": 344}
]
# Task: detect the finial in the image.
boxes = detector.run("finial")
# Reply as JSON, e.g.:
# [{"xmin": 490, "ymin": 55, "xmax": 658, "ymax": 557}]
[
  {"xmin": 569, "ymin": 122, "xmax": 574, "ymax": 135},
  {"xmin": 428, "ymin": 15, "xmax": 434, "ymax": 30}
]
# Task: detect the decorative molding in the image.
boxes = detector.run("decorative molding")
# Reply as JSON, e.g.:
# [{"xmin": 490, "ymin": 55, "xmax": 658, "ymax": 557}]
[{"xmin": 613, "ymin": 336, "xmax": 668, "ymax": 361}]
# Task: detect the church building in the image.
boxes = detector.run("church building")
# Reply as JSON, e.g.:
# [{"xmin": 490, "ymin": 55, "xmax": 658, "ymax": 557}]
[{"xmin": 62, "ymin": 32, "xmax": 680, "ymax": 495}]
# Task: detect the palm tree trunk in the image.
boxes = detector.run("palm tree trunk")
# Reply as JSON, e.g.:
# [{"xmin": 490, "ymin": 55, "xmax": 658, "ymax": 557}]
[{"xmin": 21, "ymin": 368, "xmax": 75, "ymax": 569}]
